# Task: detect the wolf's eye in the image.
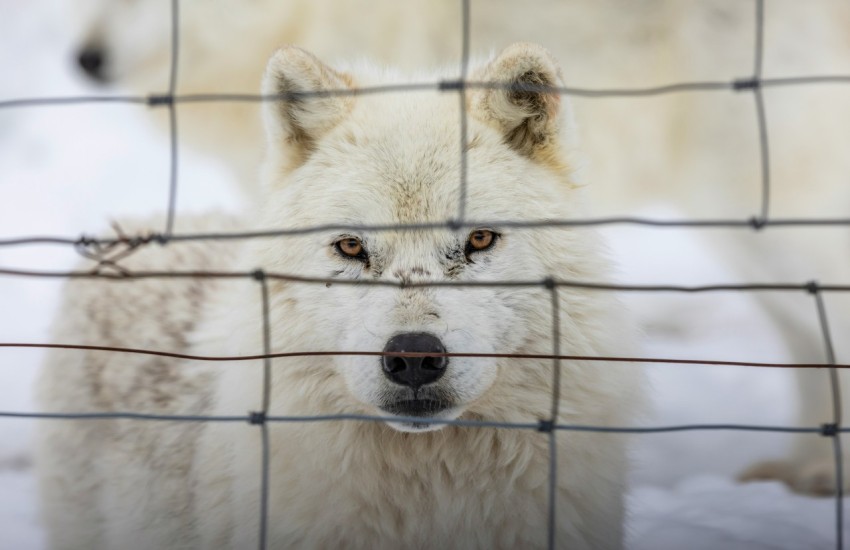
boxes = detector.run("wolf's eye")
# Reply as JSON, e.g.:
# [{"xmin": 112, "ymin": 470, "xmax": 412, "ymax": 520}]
[
  {"xmin": 334, "ymin": 237, "xmax": 368, "ymax": 261},
  {"xmin": 465, "ymin": 229, "xmax": 498, "ymax": 256}
]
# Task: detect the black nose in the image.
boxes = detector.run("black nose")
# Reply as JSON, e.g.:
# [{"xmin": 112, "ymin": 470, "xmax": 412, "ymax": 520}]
[
  {"xmin": 382, "ymin": 332, "xmax": 447, "ymax": 388},
  {"xmin": 77, "ymin": 48, "xmax": 107, "ymax": 82}
]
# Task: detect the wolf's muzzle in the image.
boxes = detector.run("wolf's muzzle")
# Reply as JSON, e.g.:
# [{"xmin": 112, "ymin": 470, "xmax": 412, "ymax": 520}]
[{"xmin": 381, "ymin": 332, "xmax": 447, "ymax": 389}]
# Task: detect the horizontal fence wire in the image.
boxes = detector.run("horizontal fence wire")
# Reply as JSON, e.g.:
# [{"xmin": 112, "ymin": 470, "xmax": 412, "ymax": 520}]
[
  {"xmin": 0, "ymin": 410, "xmax": 844, "ymax": 436},
  {"xmin": 7, "ymin": 216, "xmax": 850, "ymax": 251},
  {"xmin": 3, "ymin": 75, "xmax": 850, "ymax": 110},
  {"xmin": 3, "ymin": 0, "xmax": 850, "ymax": 549},
  {"xmin": 1, "ymin": 343, "xmax": 849, "ymax": 371},
  {"xmin": 2, "ymin": 267, "xmax": 850, "ymax": 294}
]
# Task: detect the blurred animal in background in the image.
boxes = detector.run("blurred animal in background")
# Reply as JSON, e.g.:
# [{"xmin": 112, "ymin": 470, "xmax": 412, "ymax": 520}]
[
  {"xmin": 36, "ymin": 42, "xmax": 646, "ymax": 549},
  {"xmin": 67, "ymin": 0, "xmax": 456, "ymax": 191},
  {"xmin": 66, "ymin": 0, "xmax": 850, "ymax": 495}
]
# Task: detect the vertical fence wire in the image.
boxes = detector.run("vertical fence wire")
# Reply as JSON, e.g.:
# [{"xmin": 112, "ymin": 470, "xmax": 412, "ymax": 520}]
[
  {"xmin": 546, "ymin": 280, "xmax": 561, "ymax": 550},
  {"xmin": 163, "ymin": 0, "xmax": 180, "ymax": 237},
  {"xmin": 750, "ymin": 0, "xmax": 771, "ymax": 225},
  {"xmin": 456, "ymin": 0, "xmax": 472, "ymax": 224},
  {"xmin": 811, "ymin": 283, "xmax": 844, "ymax": 549},
  {"xmin": 255, "ymin": 270, "xmax": 272, "ymax": 550}
]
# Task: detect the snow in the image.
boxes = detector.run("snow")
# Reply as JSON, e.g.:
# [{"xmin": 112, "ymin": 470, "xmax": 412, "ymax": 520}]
[
  {"xmin": 0, "ymin": 469, "xmax": 43, "ymax": 550},
  {"xmin": 629, "ymin": 476, "xmax": 846, "ymax": 550},
  {"xmin": 0, "ymin": 3, "xmax": 844, "ymax": 549}
]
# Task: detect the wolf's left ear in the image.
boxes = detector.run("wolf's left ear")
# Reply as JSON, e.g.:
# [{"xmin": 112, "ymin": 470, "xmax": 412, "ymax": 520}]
[
  {"xmin": 469, "ymin": 43, "xmax": 566, "ymax": 160},
  {"xmin": 261, "ymin": 46, "xmax": 354, "ymax": 157}
]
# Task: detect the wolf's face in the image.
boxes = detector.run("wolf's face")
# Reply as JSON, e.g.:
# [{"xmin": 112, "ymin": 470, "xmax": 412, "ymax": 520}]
[
  {"xmin": 313, "ymin": 225, "xmax": 525, "ymax": 432},
  {"xmin": 258, "ymin": 45, "xmax": 580, "ymax": 432}
]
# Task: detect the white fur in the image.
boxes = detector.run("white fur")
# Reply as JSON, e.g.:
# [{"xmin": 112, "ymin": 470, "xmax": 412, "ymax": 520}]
[
  {"xmin": 36, "ymin": 44, "xmax": 645, "ymax": 549},
  {"xmin": 34, "ymin": 214, "xmax": 246, "ymax": 550}
]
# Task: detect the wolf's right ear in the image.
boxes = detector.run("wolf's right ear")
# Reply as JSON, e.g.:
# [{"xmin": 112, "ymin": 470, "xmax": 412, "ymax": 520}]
[
  {"xmin": 469, "ymin": 43, "xmax": 567, "ymax": 164},
  {"xmin": 262, "ymin": 46, "xmax": 354, "ymax": 158}
]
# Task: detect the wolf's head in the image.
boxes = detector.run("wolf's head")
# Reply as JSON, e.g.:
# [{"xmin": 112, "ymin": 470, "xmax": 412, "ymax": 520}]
[
  {"xmin": 67, "ymin": 0, "xmax": 293, "ymax": 90},
  {"xmin": 254, "ymin": 44, "xmax": 614, "ymax": 432},
  {"xmin": 69, "ymin": 0, "xmax": 172, "ymax": 87}
]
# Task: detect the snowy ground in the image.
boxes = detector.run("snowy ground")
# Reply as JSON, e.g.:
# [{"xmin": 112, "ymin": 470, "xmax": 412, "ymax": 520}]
[{"xmin": 1, "ymin": 4, "xmax": 846, "ymax": 549}]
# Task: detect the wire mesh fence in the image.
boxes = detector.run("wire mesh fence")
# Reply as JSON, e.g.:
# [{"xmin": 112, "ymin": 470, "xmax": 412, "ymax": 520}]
[{"xmin": 1, "ymin": 0, "xmax": 850, "ymax": 548}]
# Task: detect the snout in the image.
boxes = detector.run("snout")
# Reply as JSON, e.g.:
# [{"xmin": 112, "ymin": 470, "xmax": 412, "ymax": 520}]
[
  {"xmin": 378, "ymin": 332, "xmax": 455, "ymax": 430},
  {"xmin": 382, "ymin": 332, "xmax": 447, "ymax": 389},
  {"xmin": 76, "ymin": 45, "xmax": 109, "ymax": 83}
]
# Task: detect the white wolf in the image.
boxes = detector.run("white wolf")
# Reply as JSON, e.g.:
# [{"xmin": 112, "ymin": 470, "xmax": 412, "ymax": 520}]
[
  {"xmin": 36, "ymin": 44, "xmax": 645, "ymax": 549},
  {"xmin": 66, "ymin": 0, "xmax": 850, "ymax": 496}
]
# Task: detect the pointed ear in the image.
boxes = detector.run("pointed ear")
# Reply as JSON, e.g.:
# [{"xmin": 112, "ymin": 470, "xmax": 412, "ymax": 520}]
[
  {"xmin": 469, "ymin": 43, "xmax": 567, "ymax": 160},
  {"xmin": 261, "ymin": 46, "xmax": 354, "ymax": 157}
]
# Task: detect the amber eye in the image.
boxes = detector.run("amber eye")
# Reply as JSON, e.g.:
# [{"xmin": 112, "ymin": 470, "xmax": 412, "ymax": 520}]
[
  {"xmin": 334, "ymin": 236, "xmax": 367, "ymax": 261},
  {"xmin": 465, "ymin": 229, "xmax": 498, "ymax": 255}
]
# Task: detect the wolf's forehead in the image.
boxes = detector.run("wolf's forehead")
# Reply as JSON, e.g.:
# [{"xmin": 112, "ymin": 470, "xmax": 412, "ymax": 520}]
[
  {"xmin": 317, "ymin": 92, "xmax": 541, "ymax": 223},
  {"xmin": 382, "ymin": 229, "xmax": 456, "ymax": 253},
  {"xmin": 368, "ymin": 168, "xmax": 458, "ymax": 224},
  {"xmin": 348, "ymin": 118, "xmax": 463, "ymax": 222}
]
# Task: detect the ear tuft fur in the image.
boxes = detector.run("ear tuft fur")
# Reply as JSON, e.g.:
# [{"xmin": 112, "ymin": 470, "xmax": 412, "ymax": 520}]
[
  {"xmin": 470, "ymin": 43, "xmax": 565, "ymax": 160},
  {"xmin": 261, "ymin": 46, "xmax": 354, "ymax": 157}
]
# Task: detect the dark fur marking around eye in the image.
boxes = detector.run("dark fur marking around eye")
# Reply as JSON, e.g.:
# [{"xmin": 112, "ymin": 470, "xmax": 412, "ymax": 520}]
[
  {"xmin": 442, "ymin": 246, "xmax": 467, "ymax": 279},
  {"xmin": 441, "ymin": 230, "xmax": 501, "ymax": 278},
  {"xmin": 326, "ymin": 269, "xmax": 344, "ymax": 287}
]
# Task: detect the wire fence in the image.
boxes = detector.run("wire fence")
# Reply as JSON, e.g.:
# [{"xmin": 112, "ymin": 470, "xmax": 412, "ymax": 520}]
[{"xmin": 1, "ymin": 0, "xmax": 850, "ymax": 548}]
